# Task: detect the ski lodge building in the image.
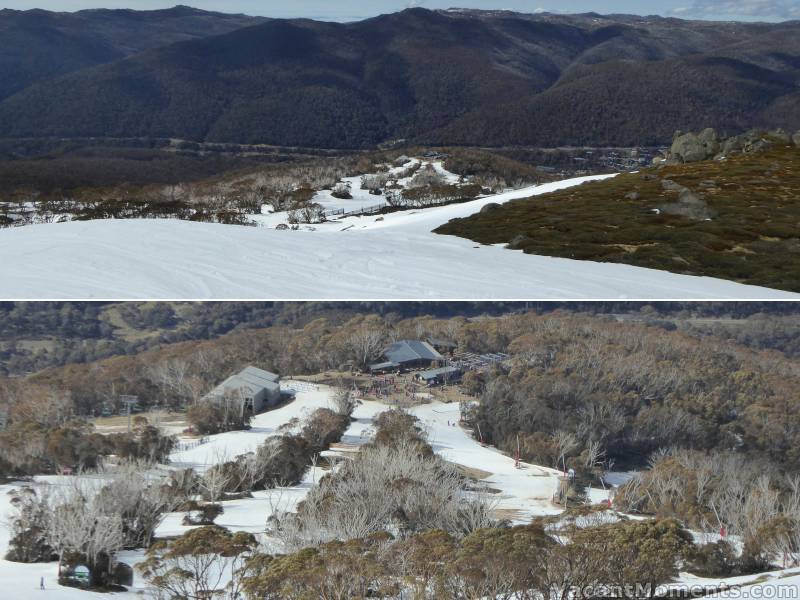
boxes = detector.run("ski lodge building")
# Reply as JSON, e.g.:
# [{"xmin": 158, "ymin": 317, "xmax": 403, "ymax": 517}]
[
  {"xmin": 416, "ymin": 365, "xmax": 462, "ymax": 386},
  {"xmin": 202, "ymin": 366, "xmax": 281, "ymax": 413},
  {"xmin": 369, "ymin": 340, "xmax": 444, "ymax": 373}
]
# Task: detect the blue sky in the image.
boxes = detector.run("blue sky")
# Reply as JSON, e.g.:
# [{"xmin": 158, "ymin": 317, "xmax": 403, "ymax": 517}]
[{"xmin": 1, "ymin": 0, "xmax": 798, "ymax": 22}]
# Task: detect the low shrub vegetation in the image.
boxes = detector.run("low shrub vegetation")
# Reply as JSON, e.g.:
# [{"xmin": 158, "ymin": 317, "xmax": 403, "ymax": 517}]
[{"xmin": 436, "ymin": 146, "xmax": 800, "ymax": 292}]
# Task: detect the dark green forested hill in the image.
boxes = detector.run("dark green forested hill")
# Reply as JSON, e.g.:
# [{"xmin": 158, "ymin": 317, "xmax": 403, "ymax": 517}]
[{"xmin": 0, "ymin": 8, "xmax": 798, "ymax": 149}]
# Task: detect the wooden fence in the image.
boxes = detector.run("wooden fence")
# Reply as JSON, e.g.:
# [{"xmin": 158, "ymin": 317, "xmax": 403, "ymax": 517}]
[{"xmin": 175, "ymin": 437, "xmax": 209, "ymax": 452}]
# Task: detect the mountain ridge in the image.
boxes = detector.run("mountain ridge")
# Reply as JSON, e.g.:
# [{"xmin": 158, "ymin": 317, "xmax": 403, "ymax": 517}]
[
  {"xmin": 0, "ymin": 5, "xmax": 267, "ymax": 102},
  {"xmin": 0, "ymin": 7, "xmax": 798, "ymax": 148}
]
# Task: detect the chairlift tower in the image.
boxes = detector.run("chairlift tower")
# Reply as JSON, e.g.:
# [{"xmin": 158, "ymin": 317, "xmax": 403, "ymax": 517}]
[{"xmin": 119, "ymin": 395, "xmax": 139, "ymax": 433}]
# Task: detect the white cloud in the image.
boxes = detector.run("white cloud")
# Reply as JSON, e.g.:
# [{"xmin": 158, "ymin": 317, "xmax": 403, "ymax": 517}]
[{"xmin": 674, "ymin": 0, "xmax": 800, "ymax": 20}]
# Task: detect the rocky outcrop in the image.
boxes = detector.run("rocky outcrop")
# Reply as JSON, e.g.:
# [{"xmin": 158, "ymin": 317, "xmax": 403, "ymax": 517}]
[
  {"xmin": 508, "ymin": 234, "xmax": 531, "ymax": 249},
  {"xmin": 771, "ymin": 129, "xmax": 792, "ymax": 144},
  {"xmin": 670, "ymin": 128, "xmax": 719, "ymax": 163},
  {"xmin": 656, "ymin": 128, "xmax": 797, "ymax": 165},
  {"xmin": 657, "ymin": 178, "xmax": 715, "ymax": 221},
  {"xmin": 659, "ymin": 188, "xmax": 715, "ymax": 221},
  {"xmin": 661, "ymin": 179, "xmax": 686, "ymax": 192}
]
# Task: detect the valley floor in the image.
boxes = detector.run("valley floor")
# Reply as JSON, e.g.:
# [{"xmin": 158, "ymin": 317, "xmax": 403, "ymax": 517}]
[{"xmin": 0, "ymin": 176, "xmax": 794, "ymax": 299}]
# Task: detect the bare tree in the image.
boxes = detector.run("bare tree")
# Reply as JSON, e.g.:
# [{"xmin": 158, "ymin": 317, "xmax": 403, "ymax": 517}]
[
  {"xmin": 346, "ymin": 325, "xmax": 385, "ymax": 369},
  {"xmin": 274, "ymin": 439, "xmax": 494, "ymax": 551},
  {"xmin": 552, "ymin": 430, "xmax": 578, "ymax": 472},
  {"xmin": 331, "ymin": 383, "xmax": 357, "ymax": 417},
  {"xmin": 360, "ymin": 173, "xmax": 391, "ymax": 193},
  {"xmin": 199, "ymin": 449, "xmax": 233, "ymax": 504},
  {"xmin": 47, "ymin": 476, "xmax": 125, "ymax": 579},
  {"xmin": 453, "ymin": 488, "xmax": 499, "ymax": 535},
  {"xmin": 98, "ymin": 461, "xmax": 183, "ymax": 548},
  {"xmin": 585, "ymin": 440, "xmax": 606, "ymax": 470},
  {"xmin": 145, "ymin": 358, "xmax": 192, "ymax": 408},
  {"xmin": 236, "ymin": 452, "xmax": 261, "ymax": 493}
]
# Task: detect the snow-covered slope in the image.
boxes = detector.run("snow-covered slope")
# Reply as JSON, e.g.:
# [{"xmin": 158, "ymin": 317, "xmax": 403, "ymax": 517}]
[
  {"xmin": 410, "ymin": 401, "xmax": 568, "ymax": 519},
  {"xmin": 170, "ymin": 382, "xmax": 332, "ymax": 470},
  {"xmin": 2, "ymin": 384, "xmax": 799, "ymax": 599},
  {"xmin": 0, "ymin": 175, "xmax": 793, "ymax": 299}
]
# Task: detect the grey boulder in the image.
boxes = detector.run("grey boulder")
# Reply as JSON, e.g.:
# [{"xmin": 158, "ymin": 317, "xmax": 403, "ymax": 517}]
[{"xmin": 670, "ymin": 128, "xmax": 719, "ymax": 163}]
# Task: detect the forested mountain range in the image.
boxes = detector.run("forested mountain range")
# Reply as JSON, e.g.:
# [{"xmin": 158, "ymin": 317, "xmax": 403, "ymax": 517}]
[
  {"xmin": 0, "ymin": 5, "xmax": 265, "ymax": 102},
  {"xmin": 0, "ymin": 7, "xmax": 798, "ymax": 149}
]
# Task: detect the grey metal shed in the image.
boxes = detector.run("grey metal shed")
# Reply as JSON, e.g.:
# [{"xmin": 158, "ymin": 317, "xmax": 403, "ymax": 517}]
[{"xmin": 203, "ymin": 366, "xmax": 281, "ymax": 413}]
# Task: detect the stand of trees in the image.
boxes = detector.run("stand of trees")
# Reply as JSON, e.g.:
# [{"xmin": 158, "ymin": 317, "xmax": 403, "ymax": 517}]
[
  {"xmin": 615, "ymin": 449, "xmax": 800, "ymax": 573},
  {"xmin": 470, "ymin": 314, "xmax": 800, "ymax": 473},
  {"xmin": 0, "ymin": 415, "xmax": 174, "ymax": 478},
  {"xmin": 135, "ymin": 407, "xmax": 692, "ymax": 600},
  {"xmin": 138, "ymin": 515, "xmax": 692, "ymax": 600},
  {"xmin": 183, "ymin": 404, "xmax": 354, "ymax": 521},
  {"xmin": 2, "ymin": 302, "xmax": 799, "ymax": 376},
  {"xmin": 5, "ymin": 461, "xmax": 185, "ymax": 589},
  {"xmin": 271, "ymin": 410, "xmax": 494, "ymax": 551},
  {"xmin": 4, "ymin": 309, "xmax": 800, "ymax": 460}
]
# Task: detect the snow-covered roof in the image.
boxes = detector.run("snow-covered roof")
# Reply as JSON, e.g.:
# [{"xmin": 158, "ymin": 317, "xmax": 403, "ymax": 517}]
[{"xmin": 384, "ymin": 340, "xmax": 443, "ymax": 365}]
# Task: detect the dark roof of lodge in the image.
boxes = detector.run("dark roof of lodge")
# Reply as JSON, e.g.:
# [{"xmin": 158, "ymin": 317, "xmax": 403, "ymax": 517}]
[
  {"xmin": 369, "ymin": 361, "xmax": 399, "ymax": 371},
  {"xmin": 427, "ymin": 337, "xmax": 457, "ymax": 348},
  {"xmin": 418, "ymin": 366, "xmax": 461, "ymax": 380},
  {"xmin": 384, "ymin": 340, "xmax": 443, "ymax": 365}
]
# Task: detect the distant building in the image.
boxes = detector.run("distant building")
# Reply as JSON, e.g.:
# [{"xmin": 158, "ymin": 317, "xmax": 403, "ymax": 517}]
[
  {"xmin": 416, "ymin": 366, "xmax": 462, "ymax": 386},
  {"xmin": 426, "ymin": 337, "xmax": 457, "ymax": 355},
  {"xmin": 203, "ymin": 366, "xmax": 281, "ymax": 414},
  {"xmin": 369, "ymin": 340, "xmax": 443, "ymax": 372},
  {"xmin": 369, "ymin": 361, "xmax": 400, "ymax": 374}
]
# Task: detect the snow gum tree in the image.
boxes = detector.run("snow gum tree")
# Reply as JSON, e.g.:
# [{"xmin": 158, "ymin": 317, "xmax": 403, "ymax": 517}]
[
  {"xmin": 240, "ymin": 518, "xmax": 692, "ymax": 600},
  {"xmin": 615, "ymin": 448, "xmax": 800, "ymax": 571},
  {"xmin": 576, "ymin": 518, "xmax": 693, "ymax": 599},
  {"xmin": 95, "ymin": 461, "xmax": 182, "ymax": 548},
  {"xmin": 272, "ymin": 411, "xmax": 495, "ymax": 551},
  {"xmin": 47, "ymin": 477, "xmax": 126, "ymax": 585},
  {"xmin": 241, "ymin": 537, "xmax": 395, "ymax": 600},
  {"xmin": 4, "ymin": 486, "xmax": 56, "ymax": 563},
  {"xmin": 138, "ymin": 526, "xmax": 257, "ymax": 600},
  {"xmin": 6, "ymin": 463, "xmax": 183, "ymax": 586}
]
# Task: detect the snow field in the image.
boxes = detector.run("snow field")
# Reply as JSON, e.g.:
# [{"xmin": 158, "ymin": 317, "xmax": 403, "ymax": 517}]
[{"xmin": 1, "ymin": 174, "xmax": 795, "ymax": 299}]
